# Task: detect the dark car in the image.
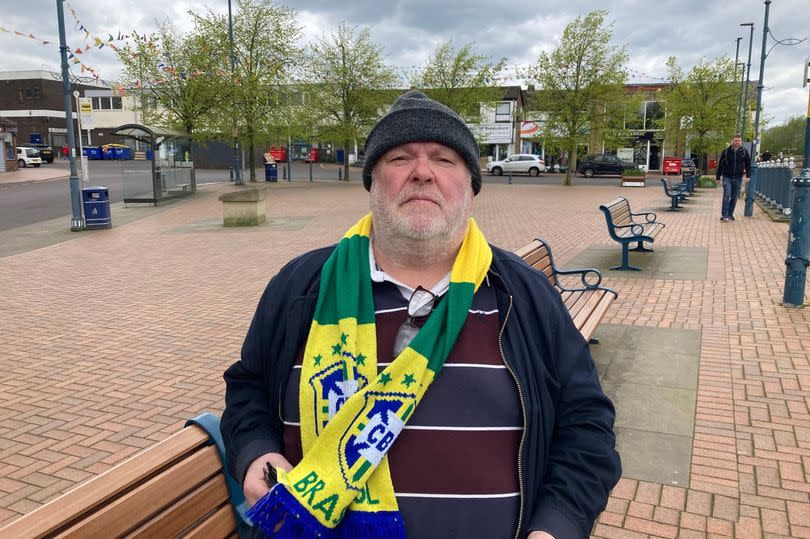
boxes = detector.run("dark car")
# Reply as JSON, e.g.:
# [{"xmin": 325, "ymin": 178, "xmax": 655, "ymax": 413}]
[
  {"xmin": 576, "ymin": 154, "xmax": 637, "ymax": 177},
  {"xmin": 31, "ymin": 144, "xmax": 55, "ymax": 163},
  {"xmin": 681, "ymin": 158, "xmax": 697, "ymax": 176}
]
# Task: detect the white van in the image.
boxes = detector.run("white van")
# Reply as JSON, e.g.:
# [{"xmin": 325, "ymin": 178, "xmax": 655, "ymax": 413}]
[{"xmin": 16, "ymin": 147, "xmax": 42, "ymax": 168}]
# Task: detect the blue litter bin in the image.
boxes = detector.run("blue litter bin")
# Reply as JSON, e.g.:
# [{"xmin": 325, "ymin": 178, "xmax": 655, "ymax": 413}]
[
  {"xmin": 146, "ymin": 148, "xmax": 153, "ymax": 161},
  {"xmin": 86, "ymin": 147, "xmax": 101, "ymax": 160},
  {"xmin": 81, "ymin": 186, "xmax": 111, "ymax": 229},
  {"xmin": 336, "ymin": 149, "xmax": 345, "ymax": 164},
  {"xmin": 264, "ymin": 162, "xmax": 278, "ymax": 182},
  {"xmin": 102, "ymin": 147, "xmax": 115, "ymax": 160}
]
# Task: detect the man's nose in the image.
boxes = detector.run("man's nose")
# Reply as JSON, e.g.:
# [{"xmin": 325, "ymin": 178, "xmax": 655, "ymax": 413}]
[{"xmin": 410, "ymin": 157, "xmax": 435, "ymax": 182}]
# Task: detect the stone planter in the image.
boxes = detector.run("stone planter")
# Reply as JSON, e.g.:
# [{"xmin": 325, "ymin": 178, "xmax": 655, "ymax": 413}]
[
  {"xmin": 218, "ymin": 187, "xmax": 267, "ymax": 226},
  {"xmin": 621, "ymin": 175, "xmax": 646, "ymax": 187}
]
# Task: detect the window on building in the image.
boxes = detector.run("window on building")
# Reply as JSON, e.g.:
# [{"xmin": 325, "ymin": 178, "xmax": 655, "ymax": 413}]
[
  {"xmin": 495, "ymin": 102, "xmax": 511, "ymax": 123},
  {"xmin": 644, "ymin": 101, "xmax": 664, "ymax": 130},
  {"xmin": 90, "ymin": 96, "xmax": 123, "ymax": 110},
  {"xmin": 20, "ymin": 88, "xmax": 41, "ymax": 100}
]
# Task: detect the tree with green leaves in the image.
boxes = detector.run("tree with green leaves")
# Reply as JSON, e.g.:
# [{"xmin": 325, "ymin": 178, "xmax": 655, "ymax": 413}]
[
  {"xmin": 306, "ymin": 22, "xmax": 398, "ymax": 181},
  {"xmin": 192, "ymin": 0, "xmax": 302, "ymax": 181},
  {"xmin": 529, "ymin": 10, "xmax": 629, "ymax": 186},
  {"xmin": 116, "ymin": 19, "xmax": 229, "ymax": 135},
  {"xmin": 761, "ymin": 115, "xmax": 805, "ymax": 159},
  {"xmin": 410, "ymin": 40, "xmax": 507, "ymax": 123},
  {"xmin": 663, "ymin": 56, "xmax": 740, "ymax": 168}
]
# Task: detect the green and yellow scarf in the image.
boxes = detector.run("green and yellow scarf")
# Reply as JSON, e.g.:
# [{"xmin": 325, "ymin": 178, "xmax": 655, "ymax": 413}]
[{"xmin": 247, "ymin": 213, "xmax": 492, "ymax": 538}]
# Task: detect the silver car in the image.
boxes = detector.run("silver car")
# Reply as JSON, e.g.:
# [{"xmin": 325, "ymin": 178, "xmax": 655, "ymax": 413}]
[{"xmin": 487, "ymin": 154, "xmax": 546, "ymax": 176}]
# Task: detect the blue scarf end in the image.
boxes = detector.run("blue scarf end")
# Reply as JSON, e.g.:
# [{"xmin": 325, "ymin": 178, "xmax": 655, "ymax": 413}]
[{"xmin": 246, "ymin": 484, "xmax": 406, "ymax": 538}]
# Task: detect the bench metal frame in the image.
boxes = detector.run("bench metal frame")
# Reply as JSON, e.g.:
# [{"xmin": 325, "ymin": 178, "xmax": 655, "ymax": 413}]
[{"xmin": 599, "ymin": 197, "xmax": 665, "ymax": 271}]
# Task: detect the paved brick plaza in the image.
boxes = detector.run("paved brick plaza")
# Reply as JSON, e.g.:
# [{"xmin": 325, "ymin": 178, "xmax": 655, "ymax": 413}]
[{"xmin": 1, "ymin": 177, "xmax": 809, "ymax": 537}]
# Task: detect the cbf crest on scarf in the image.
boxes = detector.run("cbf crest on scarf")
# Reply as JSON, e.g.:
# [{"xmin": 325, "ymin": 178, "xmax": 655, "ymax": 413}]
[{"xmin": 246, "ymin": 213, "xmax": 492, "ymax": 538}]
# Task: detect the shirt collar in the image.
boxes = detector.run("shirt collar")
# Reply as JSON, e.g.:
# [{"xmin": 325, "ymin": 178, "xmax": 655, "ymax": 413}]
[{"xmin": 368, "ymin": 235, "xmax": 450, "ymax": 300}]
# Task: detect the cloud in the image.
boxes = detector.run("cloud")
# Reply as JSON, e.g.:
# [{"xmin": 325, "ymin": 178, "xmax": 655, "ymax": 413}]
[{"xmin": 1, "ymin": 0, "xmax": 807, "ymax": 123}]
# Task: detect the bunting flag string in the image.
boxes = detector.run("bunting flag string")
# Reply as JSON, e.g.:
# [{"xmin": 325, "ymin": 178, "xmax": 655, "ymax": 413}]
[{"xmin": 64, "ymin": 0, "xmax": 130, "ymax": 52}]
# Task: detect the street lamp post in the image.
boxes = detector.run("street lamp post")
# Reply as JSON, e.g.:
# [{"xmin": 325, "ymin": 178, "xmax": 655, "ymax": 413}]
[
  {"xmin": 744, "ymin": 0, "xmax": 772, "ymax": 217},
  {"xmin": 740, "ymin": 22, "xmax": 755, "ymax": 142},
  {"xmin": 782, "ymin": 60, "xmax": 810, "ymax": 308},
  {"xmin": 734, "ymin": 37, "xmax": 743, "ymax": 134},
  {"xmin": 228, "ymin": 0, "xmax": 243, "ymax": 185},
  {"xmin": 56, "ymin": 0, "xmax": 84, "ymax": 231}
]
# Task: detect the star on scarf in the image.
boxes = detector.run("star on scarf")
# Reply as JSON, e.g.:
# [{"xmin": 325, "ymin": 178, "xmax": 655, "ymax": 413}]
[
  {"xmin": 355, "ymin": 353, "xmax": 366, "ymax": 366},
  {"xmin": 332, "ymin": 343, "xmax": 342, "ymax": 355},
  {"xmin": 313, "ymin": 354, "xmax": 322, "ymax": 366},
  {"xmin": 380, "ymin": 372, "xmax": 391, "ymax": 386},
  {"xmin": 402, "ymin": 373, "xmax": 416, "ymax": 388}
]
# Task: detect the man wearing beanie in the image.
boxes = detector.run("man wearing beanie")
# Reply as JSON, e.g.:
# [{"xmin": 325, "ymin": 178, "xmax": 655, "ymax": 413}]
[{"xmin": 221, "ymin": 90, "xmax": 620, "ymax": 539}]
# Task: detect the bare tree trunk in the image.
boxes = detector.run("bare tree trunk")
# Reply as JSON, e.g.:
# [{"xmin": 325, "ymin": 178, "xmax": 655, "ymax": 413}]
[
  {"xmin": 343, "ymin": 139, "xmax": 351, "ymax": 181},
  {"xmin": 563, "ymin": 140, "xmax": 576, "ymax": 186},
  {"xmin": 248, "ymin": 139, "xmax": 256, "ymax": 182}
]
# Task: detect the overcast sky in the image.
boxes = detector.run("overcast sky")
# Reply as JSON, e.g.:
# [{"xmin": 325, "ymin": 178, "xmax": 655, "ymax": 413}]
[{"xmin": 2, "ymin": 0, "xmax": 808, "ymax": 124}]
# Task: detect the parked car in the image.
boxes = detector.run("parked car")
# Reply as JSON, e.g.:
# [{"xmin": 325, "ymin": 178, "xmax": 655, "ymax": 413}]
[
  {"xmin": 16, "ymin": 147, "xmax": 42, "ymax": 168},
  {"xmin": 30, "ymin": 144, "xmax": 55, "ymax": 163},
  {"xmin": 681, "ymin": 158, "xmax": 697, "ymax": 176},
  {"xmin": 487, "ymin": 154, "xmax": 546, "ymax": 176},
  {"xmin": 576, "ymin": 154, "xmax": 638, "ymax": 177}
]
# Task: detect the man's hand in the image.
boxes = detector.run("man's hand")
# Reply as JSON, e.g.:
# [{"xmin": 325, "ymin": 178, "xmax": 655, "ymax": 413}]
[
  {"xmin": 528, "ymin": 532, "xmax": 555, "ymax": 539},
  {"xmin": 243, "ymin": 452, "xmax": 293, "ymax": 506}
]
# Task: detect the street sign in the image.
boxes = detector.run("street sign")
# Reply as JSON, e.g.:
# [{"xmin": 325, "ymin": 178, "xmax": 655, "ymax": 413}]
[{"xmin": 78, "ymin": 97, "xmax": 93, "ymax": 128}]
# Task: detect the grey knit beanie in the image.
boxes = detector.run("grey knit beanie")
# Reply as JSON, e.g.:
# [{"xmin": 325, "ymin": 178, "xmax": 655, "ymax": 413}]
[{"xmin": 362, "ymin": 91, "xmax": 482, "ymax": 195}]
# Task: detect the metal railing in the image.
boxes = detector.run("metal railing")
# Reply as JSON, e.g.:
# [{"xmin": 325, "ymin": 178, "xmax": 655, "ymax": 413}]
[{"xmin": 754, "ymin": 159, "xmax": 798, "ymax": 216}]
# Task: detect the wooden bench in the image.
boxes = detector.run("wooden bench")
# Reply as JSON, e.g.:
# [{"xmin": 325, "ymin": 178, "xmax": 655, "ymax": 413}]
[
  {"xmin": 0, "ymin": 413, "xmax": 250, "ymax": 539},
  {"xmin": 598, "ymin": 197, "xmax": 666, "ymax": 271},
  {"xmin": 660, "ymin": 178, "xmax": 689, "ymax": 210},
  {"xmin": 516, "ymin": 238, "xmax": 617, "ymax": 343}
]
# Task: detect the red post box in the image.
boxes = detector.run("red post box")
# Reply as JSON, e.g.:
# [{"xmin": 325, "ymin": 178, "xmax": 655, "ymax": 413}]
[
  {"xmin": 308, "ymin": 147, "xmax": 318, "ymax": 163},
  {"xmin": 268, "ymin": 146, "xmax": 288, "ymax": 162},
  {"xmin": 662, "ymin": 157, "xmax": 682, "ymax": 175}
]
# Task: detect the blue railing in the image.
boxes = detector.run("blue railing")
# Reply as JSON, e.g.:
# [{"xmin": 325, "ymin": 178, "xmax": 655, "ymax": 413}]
[{"xmin": 755, "ymin": 160, "xmax": 797, "ymax": 216}]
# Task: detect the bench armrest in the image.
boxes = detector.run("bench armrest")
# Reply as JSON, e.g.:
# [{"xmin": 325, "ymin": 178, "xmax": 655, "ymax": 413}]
[
  {"xmin": 630, "ymin": 210, "xmax": 658, "ymax": 223},
  {"xmin": 554, "ymin": 267, "xmax": 604, "ymax": 290}
]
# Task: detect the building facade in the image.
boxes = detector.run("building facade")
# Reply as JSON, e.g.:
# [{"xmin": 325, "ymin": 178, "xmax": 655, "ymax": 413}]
[{"xmin": 0, "ymin": 71, "xmax": 138, "ymax": 152}]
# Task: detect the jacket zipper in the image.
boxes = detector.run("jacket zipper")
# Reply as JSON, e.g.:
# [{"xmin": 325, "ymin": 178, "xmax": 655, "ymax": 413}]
[{"xmin": 497, "ymin": 289, "xmax": 527, "ymax": 539}]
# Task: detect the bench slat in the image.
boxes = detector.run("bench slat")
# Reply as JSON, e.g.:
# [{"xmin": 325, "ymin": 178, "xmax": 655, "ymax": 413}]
[
  {"xmin": 578, "ymin": 293, "xmax": 617, "ymax": 342},
  {"xmin": 55, "ymin": 445, "xmax": 223, "ymax": 538},
  {"xmin": 181, "ymin": 505, "xmax": 238, "ymax": 539},
  {"xmin": 0, "ymin": 426, "xmax": 211, "ymax": 539},
  {"xmin": 570, "ymin": 291, "xmax": 606, "ymax": 330},
  {"xmin": 127, "ymin": 474, "xmax": 231, "ymax": 539}
]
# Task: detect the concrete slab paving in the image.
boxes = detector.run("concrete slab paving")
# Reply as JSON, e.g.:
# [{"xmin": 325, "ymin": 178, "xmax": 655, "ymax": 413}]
[{"xmin": 567, "ymin": 245, "xmax": 709, "ymax": 279}]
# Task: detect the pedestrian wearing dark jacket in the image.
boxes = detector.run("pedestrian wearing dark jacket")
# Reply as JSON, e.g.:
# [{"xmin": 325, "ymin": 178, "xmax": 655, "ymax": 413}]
[
  {"xmin": 715, "ymin": 134, "xmax": 751, "ymax": 221},
  {"xmin": 221, "ymin": 91, "xmax": 621, "ymax": 539}
]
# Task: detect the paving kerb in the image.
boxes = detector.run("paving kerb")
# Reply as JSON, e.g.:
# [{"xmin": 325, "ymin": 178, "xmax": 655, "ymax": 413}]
[{"xmin": 1, "ymin": 179, "xmax": 809, "ymax": 537}]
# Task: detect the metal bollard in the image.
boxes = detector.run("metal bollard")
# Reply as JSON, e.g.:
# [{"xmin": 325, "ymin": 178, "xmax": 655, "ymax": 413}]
[
  {"xmin": 783, "ymin": 169, "xmax": 810, "ymax": 307},
  {"xmin": 282, "ymin": 167, "xmax": 287, "ymax": 180},
  {"xmin": 309, "ymin": 160, "xmax": 313, "ymax": 182},
  {"xmin": 508, "ymin": 171, "xmax": 512, "ymax": 184},
  {"xmin": 744, "ymin": 163, "xmax": 758, "ymax": 217},
  {"xmin": 338, "ymin": 167, "xmax": 343, "ymax": 181}
]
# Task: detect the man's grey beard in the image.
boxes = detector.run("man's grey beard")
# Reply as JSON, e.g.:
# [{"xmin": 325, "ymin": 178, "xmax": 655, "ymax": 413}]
[{"xmin": 369, "ymin": 182, "xmax": 472, "ymax": 262}]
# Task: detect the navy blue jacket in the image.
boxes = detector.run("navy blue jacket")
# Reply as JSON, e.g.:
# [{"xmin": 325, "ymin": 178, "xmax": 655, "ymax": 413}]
[
  {"xmin": 716, "ymin": 145, "xmax": 751, "ymax": 180},
  {"xmin": 221, "ymin": 245, "xmax": 621, "ymax": 539}
]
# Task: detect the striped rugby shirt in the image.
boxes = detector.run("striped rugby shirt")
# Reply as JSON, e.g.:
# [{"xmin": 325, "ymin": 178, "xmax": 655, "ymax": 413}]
[{"xmin": 283, "ymin": 277, "xmax": 523, "ymax": 538}]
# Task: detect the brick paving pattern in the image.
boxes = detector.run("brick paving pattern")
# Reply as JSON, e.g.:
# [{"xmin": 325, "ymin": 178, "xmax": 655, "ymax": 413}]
[{"xmin": 1, "ymin": 178, "xmax": 809, "ymax": 537}]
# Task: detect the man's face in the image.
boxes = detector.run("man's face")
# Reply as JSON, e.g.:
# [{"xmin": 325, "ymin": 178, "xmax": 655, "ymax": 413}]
[
  {"xmin": 370, "ymin": 141, "xmax": 473, "ymax": 242},
  {"xmin": 732, "ymin": 137, "xmax": 742, "ymax": 149}
]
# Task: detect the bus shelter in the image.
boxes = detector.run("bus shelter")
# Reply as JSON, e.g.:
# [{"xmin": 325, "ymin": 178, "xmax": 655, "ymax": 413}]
[{"xmin": 109, "ymin": 124, "xmax": 196, "ymax": 205}]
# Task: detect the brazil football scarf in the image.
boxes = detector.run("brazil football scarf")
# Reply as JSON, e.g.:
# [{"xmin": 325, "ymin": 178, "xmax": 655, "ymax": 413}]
[{"xmin": 247, "ymin": 213, "xmax": 492, "ymax": 538}]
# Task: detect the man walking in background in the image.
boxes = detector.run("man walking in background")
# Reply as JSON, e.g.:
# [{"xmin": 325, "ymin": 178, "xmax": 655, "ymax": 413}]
[{"xmin": 715, "ymin": 134, "xmax": 751, "ymax": 222}]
